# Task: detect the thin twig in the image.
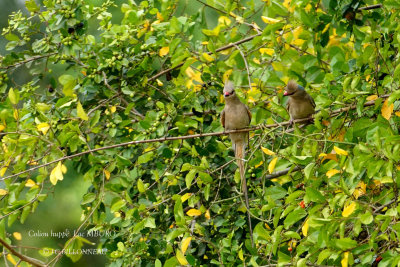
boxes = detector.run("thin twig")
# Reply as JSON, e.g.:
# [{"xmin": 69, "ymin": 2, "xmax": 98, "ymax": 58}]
[
  {"xmin": 264, "ymin": 166, "xmax": 302, "ymax": 180},
  {"xmin": 234, "ymin": 44, "xmax": 252, "ymax": 91},
  {"xmin": 358, "ymin": 4, "xmax": 382, "ymax": 11}
]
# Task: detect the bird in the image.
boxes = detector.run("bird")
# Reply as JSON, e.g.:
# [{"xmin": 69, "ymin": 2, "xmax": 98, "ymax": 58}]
[
  {"xmin": 220, "ymin": 80, "xmax": 254, "ymax": 246},
  {"xmin": 284, "ymin": 80, "xmax": 315, "ymax": 125}
]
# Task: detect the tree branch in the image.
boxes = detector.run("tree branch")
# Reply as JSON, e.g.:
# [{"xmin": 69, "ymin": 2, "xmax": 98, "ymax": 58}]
[
  {"xmin": 0, "ymin": 94, "xmax": 391, "ymax": 181},
  {"xmin": 0, "ymin": 237, "xmax": 45, "ymax": 267},
  {"xmin": 0, "ymin": 52, "xmax": 58, "ymax": 70},
  {"xmin": 265, "ymin": 166, "xmax": 302, "ymax": 180},
  {"xmin": 358, "ymin": 4, "xmax": 382, "ymax": 11}
]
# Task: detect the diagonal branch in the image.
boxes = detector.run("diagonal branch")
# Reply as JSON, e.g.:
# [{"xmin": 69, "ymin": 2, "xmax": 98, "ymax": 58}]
[
  {"xmin": 0, "ymin": 52, "xmax": 58, "ymax": 70},
  {"xmin": 0, "ymin": 237, "xmax": 45, "ymax": 267}
]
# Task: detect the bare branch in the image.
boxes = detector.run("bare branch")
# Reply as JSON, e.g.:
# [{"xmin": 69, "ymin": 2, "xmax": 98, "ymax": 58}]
[
  {"xmin": 265, "ymin": 166, "xmax": 302, "ymax": 180},
  {"xmin": 358, "ymin": 4, "xmax": 382, "ymax": 11}
]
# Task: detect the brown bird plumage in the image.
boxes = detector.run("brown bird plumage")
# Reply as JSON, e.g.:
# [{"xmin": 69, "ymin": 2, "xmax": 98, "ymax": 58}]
[
  {"xmin": 220, "ymin": 81, "xmax": 253, "ymax": 246},
  {"xmin": 284, "ymin": 80, "xmax": 315, "ymax": 124}
]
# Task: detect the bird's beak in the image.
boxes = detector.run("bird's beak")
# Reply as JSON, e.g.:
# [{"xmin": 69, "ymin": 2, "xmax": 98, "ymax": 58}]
[
  {"xmin": 224, "ymin": 92, "xmax": 230, "ymax": 97},
  {"xmin": 283, "ymin": 91, "xmax": 289, "ymax": 96}
]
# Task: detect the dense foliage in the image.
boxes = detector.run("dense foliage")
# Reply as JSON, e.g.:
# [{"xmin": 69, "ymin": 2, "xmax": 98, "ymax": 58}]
[{"xmin": 1, "ymin": 0, "xmax": 400, "ymax": 266}]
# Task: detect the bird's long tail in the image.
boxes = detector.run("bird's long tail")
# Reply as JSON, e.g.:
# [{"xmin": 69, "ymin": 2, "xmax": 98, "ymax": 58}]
[{"xmin": 235, "ymin": 142, "xmax": 254, "ymax": 247}]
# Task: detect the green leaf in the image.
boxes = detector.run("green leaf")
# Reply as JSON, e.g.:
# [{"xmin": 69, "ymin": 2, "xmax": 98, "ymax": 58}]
[
  {"xmin": 360, "ymin": 211, "xmax": 373, "ymax": 224},
  {"xmin": 145, "ymin": 217, "xmax": 156, "ymax": 228},
  {"xmin": 58, "ymin": 75, "xmax": 76, "ymax": 96},
  {"xmin": 137, "ymin": 152, "xmax": 154, "ymax": 164},
  {"xmin": 185, "ymin": 169, "xmax": 196, "ymax": 189},
  {"xmin": 253, "ymin": 222, "xmax": 271, "ymax": 242},
  {"xmin": 174, "ymin": 198, "xmax": 184, "ymax": 224},
  {"xmin": 155, "ymin": 259, "xmax": 162, "ymax": 267},
  {"xmin": 111, "ymin": 199, "xmax": 126, "ymax": 213},
  {"xmin": 284, "ymin": 208, "xmax": 307, "ymax": 229},
  {"xmin": 8, "ymin": 88, "xmax": 19, "ymax": 105},
  {"xmin": 64, "ymin": 238, "xmax": 83, "ymax": 262},
  {"xmin": 305, "ymin": 187, "xmax": 326, "ymax": 203},
  {"xmin": 332, "ymin": 238, "xmax": 358, "ymax": 250},
  {"xmin": 265, "ymin": 186, "xmax": 287, "ymax": 200},
  {"xmin": 77, "ymin": 101, "xmax": 89, "ymax": 120},
  {"xmin": 137, "ymin": 179, "xmax": 146, "ymax": 193},
  {"xmin": 81, "ymin": 193, "xmax": 96, "ymax": 205},
  {"xmin": 25, "ymin": 0, "xmax": 40, "ymax": 12}
]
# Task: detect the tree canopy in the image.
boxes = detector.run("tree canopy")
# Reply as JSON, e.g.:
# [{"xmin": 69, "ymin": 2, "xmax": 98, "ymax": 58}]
[{"xmin": 1, "ymin": 0, "xmax": 400, "ymax": 266}]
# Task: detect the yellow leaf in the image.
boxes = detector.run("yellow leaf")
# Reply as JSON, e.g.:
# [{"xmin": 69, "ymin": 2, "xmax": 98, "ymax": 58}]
[
  {"xmin": 353, "ymin": 181, "xmax": 366, "ymax": 199},
  {"xmin": 382, "ymin": 99, "xmax": 394, "ymax": 120},
  {"xmin": 7, "ymin": 254, "xmax": 17, "ymax": 265},
  {"xmin": 202, "ymin": 53, "xmax": 215, "ymax": 62},
  {"xmin": 0, "ymin": 160, "xmax": 10, "ymax": 177},
  {"xmin": 341, "ymin": 251, "xmax": 349, "ymax": 267},
  {"xmin": 185, "ymin": 67, "xmax": 203, "ymax": 83},
  {"xmin": 0, "ymin": 189, "xmax": 8, "ymax": 195},
  {"xmin": 50, "ymin": 162, "xmax": 67, "ymax": 185},
  {"xmin": 259, "ymin": 48, "xmax": 275, "ymax": 56},
  {"xmin": 268, "ymin": 157, "xmax": 278, "ymax": 174},
  {"xmin": 302, "ymin": 218, "xmax": 309, "ymax": 236},
  {"xmin": 366, "ymin": 95, "xmax": 378, "ymax": 101},
  {"xmin": 255, "ymin": 161, "xmax": 264, "ymax": 168},
  {"xmin": 0, "ymin": 124, "xmax": 5, "ymax": 132},
  {"xmin": 110, "ymin": 106, "xmax": 117, "ymax": 113},
  {"xmin": 395, "ymin": 111, "xmax": 400, "ymax": 117},
  {"xmin": 77, "ymin": 101, "xmax": 89, "ymax": 121},
  {"xmin": 176, "ymin": 249, "xmax": 188, "ymax": 265},
  {"xmin": 186, "ymin": 208, "xmax": 202, "ymax": 217},
  {"xmin": 342, "ymin": 201, "xmax": 356, "ymax": 217},
  {"xmin": 223, "ymin": 69, "xmax": 233, "ymax": 83},
  {"xmin": 156, "ymin": 79, "xmax": 164, "ymax": 86},
  {"xmin": 37, "ymin": 122, "xmax": 50, "ymax": 135},
  {"xmin": 156, "ymin": 12, "xmax": 163, "ymax": 21},
  {"xmin": 25, "ymin": 179, "xmax": 36, "ymax": 187},
  {"xmin": 218, "ymin": 16, "xmax": 231, "ymax": 26},
  {"xmin": 181, "ymin": 237, "xmax": 192, "ymax": 254},
  {"xmin": 13, "ymin": 109, "xmax": 19, "ymax": 120},
  {"xmin": 261, "ymin": 147, "xmax": 275, "ymax": 156},
  {"xmin": 238, "ymin": 248, "xmax": 244, "ymax": 261},
  {"xmin": 201, "ymin": 41, "xmax": 209, "ymax": 45},
  {"xmin": 205, "ymin": 209, "xmax": 210, "ymax": 220},
  {"xmin": 104, "ymin": 170, "xmax": 111, "ymax": 180},
  {"xmin": 159, "ymin": 46, "xmax": 169, "ymax": 57},
  {"xmin": 291, "ymin": 39, "xmax": 305, "ymax": 46},
  {"xmin": 253, "ymin": 58, "xmax": 261, "ymax": 64},
  {"xmin": 114, "ymin": 212, "xmax": 121, "ymax": 217},
  {"xmin": 334, "ymin": 146, "xmax": 348, "ymax": 156},
  {"xmin": 261, "ymin": 16, "xmax": 281, "ymax": 24},
  {"xmin": 326, "ymin": 169, "xmax": 340, "ymax": 178},
  {"xmin": 181, "ymin": 193, "xmax": 192, "ymax": 203},
  {"xmin": 13, "ymin": 232, "xmax": 22, "ymax": 240},
  {"xmin": 318, "ymin": 153, "xmax": 338, "ymax": 163}
]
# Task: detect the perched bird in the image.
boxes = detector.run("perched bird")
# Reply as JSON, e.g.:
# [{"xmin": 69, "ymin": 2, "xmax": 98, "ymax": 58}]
[
  {"xmin": 220, "ymin": 81, "xmax": 253, "ymax": 246},
  {"xmin": 284, "ymin": 80, "xmax": 315, "ymax": 124}
]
